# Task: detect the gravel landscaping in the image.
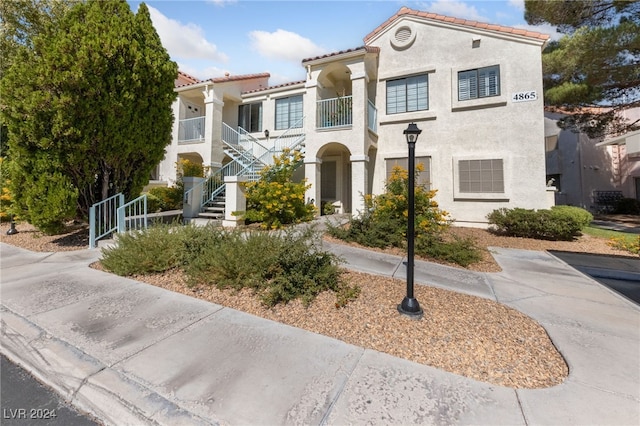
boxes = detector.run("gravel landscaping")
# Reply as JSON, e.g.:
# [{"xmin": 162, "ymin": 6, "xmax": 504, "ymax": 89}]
[{"xmin": 1, "ymin": 219, "xmax": 636, "ymax": 389}]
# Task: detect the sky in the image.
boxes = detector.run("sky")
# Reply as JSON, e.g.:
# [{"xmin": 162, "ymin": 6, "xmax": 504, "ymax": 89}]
[{"xmin": 127, "ymin": 0, "xmax": 561, "ymax": 85}]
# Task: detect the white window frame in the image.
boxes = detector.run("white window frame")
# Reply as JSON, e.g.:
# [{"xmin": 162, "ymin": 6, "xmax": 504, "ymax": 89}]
[
  {"xmin": 451, "ymin": 63, "xmax": 507, "ymax": 111},
  {"xmin": 453, "ymin": 156, "xmax": 510, "ymax": 201},
  {"xmin": 275, "ymin": 95, "xmax": 303, "ymax": 130}
]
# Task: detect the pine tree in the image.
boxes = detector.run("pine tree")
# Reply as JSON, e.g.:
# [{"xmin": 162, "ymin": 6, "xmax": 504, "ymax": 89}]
[
  {"xmin": 525, "ymin": 0, "xmax": 640, "ymax": 137},
  {"xmin": 1, "ymin": 0, "xmax": 177, "ymax": 233}
]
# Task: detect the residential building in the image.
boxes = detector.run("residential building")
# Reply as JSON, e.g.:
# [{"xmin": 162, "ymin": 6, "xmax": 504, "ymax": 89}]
[
  {"xmin": 155, "ymin": 7, "xmax": 552, "ymax": 227},
  {"xmin": 545, "ymin": 108, "xmax": 640, "ymax": 211}
]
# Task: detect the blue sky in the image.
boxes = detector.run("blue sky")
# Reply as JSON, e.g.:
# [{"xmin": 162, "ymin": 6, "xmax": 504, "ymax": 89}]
[{"xmin": 127, "ymin": 0, "xmax": 559, "ymax": 85}]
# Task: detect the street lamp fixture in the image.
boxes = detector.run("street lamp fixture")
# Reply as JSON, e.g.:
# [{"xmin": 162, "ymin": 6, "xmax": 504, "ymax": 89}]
[{"xmin": 398, "ymin": 122, "xmax": 423, "ymax": 318}]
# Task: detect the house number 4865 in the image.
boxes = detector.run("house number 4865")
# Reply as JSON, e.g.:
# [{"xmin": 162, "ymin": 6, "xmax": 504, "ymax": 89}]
[{"xmin": 512, "ymin": 91, "xmax": 537, "ymax": 102}]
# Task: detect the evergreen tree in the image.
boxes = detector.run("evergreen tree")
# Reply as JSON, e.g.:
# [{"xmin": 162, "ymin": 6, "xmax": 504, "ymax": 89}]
[
  {"xmin": 1, "ymin": 0, "xmax": 177, "ymax": 233},
  {"xmin": 525, "ymin": 0, "xmax": 640, "ymax": 137}
]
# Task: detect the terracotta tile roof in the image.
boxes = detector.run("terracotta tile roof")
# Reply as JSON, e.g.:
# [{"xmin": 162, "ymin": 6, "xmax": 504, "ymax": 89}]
[
  {"xmin": 302, "ymin": 46, "xmax": 380, "ymax": 64},
  {"xmin": 175, "ymin": 71, "xmax": 201, "ymax": 87},
  {"xmin": 364, "ymin": 6, "xmax": 550, "ymax": 43},
  {"xmin": 243, "ymin": 80, "xmax": 306, "ymax": 95},
  {"xmin": 210, "ymin": 72, "xmax": 270, "ymax": 83},
  {"xmin": 175, "ymin": 72, "xmax": 271, "ymax": 89}
]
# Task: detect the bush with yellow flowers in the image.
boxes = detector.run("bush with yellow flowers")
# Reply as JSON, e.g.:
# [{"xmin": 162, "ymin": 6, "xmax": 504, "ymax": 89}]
[
  {"xmin": 328, "ymin": 164, "xmax": 482, "ymax": 267},
  {"xmin": 242, "ymin": 149, "xmax": 315, "ymax": 229}
]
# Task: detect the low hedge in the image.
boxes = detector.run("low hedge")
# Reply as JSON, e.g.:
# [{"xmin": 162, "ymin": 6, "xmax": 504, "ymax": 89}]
[{"xmin": 487, "ymin": 206, "xmax": 593, "ymax": 241}]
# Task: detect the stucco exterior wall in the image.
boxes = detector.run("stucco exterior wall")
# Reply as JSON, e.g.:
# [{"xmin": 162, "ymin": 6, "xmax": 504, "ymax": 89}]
[{"xmin": 366, "ymin": 17, "xmax": 547, "ymax": 225}]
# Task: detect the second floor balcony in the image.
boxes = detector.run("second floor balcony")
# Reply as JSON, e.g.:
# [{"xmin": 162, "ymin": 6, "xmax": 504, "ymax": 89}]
[
  {"xmin": 317, "ymin": 96, "xmax": 352, "ymax": 129},
  {"xmin": 316, "ymin": 96, "xmax": 377, "ymax": 134},
  {"xmin": 178, "ymin": 116, "xmax": 205, "ymax": 144}
]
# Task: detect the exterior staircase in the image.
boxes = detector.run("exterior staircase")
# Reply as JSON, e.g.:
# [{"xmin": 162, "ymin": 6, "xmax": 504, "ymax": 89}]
[{"xmin": 188, "ymin": 118, "xmax": 306, "ymax": 223}]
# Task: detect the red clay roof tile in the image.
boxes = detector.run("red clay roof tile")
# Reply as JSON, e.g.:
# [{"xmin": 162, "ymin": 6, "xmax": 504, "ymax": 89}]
[{"xmin": 364, "ymin": 6, "xmax": 549, "ymax": 43}]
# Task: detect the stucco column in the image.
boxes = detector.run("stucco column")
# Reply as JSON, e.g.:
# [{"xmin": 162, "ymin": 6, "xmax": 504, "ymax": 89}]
[
  {"xmin": 350, "ymin": 71, "xmax": 368, "ymax": 135},
  {"xmin": 350, "ymin": 154, "xmax": 369, "ymax": 216},
  {"xmin": 182, "ymin": 176, "xmax": 205, "ymax": 219},
  {"xmin": 223, "ymin": 176, "xmax": 248, "ymax": 227},
  {"xmin": 203, "ymin": 87, "xmax": 225, "ymax": 173},
  {"xmin": 304, "ymin": 157, "xmax": 322, "ymax": 215}
]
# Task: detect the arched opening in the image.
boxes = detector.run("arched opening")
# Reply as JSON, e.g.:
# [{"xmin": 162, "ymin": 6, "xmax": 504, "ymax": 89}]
[{"xmin": 318, "ymin": 142, "xmax": 352, "ymax": 214}]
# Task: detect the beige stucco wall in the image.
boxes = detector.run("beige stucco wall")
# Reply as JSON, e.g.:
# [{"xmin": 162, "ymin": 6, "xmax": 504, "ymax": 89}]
[{"xmin": 364, "ymin": 17, "xmax": 548, "ymax": 225}]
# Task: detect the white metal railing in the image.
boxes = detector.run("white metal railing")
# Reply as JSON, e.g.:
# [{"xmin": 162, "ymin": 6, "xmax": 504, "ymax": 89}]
[
  {"xmin": 317, "ymin": 96, "xmax": 353, "ymax": 129},
  {"xmin": 117, "ymin": 194, "xmax": 148, "ymax": 234},
  {"xmin": 186, "ymin": 118, "xmax": 307, "ymax": 210},
  {"xmin": 257, "ymin": 117, "xmax": 305, "ymax": 166},
  {"xmin": 178, "ymin": 116, "xmax": 205, "ymax": 143},
  {"xmin": 89, "ymin": 193, "xmax": 124, "ymax": 249},
  {"xmin": 368, "ymin": 99, "xmax": 378, "ymax": 133}
]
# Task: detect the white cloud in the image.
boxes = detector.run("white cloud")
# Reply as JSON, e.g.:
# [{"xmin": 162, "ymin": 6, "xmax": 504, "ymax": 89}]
[
  {"xmin": 206, "ymin": 0, "xmax": 237, "ymax": 6},
  {"xmin": 422, "ymin": 0, "xmax": 489, "ymax": 21},
  {"xmin": 249, "ymin": 29, "xmax": 328, "ymax": 62},
  {"xmin": 508, "ymin": 0, "xmax": 525, "ymax": 12},
  {"xmin": 147, "ymin": 5, "xmax": 228, "ymax": 62}
]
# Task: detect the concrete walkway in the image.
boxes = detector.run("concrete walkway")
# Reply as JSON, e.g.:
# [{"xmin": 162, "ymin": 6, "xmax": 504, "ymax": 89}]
[{"xmin": 1, "ymin": 239, "xmax": 639, "ymax": 425}]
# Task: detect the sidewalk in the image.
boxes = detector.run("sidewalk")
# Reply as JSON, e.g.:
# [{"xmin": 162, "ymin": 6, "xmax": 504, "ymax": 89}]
[{"xmin": 1, "ymin": 241, "xmax": 639, "ymax": 425}]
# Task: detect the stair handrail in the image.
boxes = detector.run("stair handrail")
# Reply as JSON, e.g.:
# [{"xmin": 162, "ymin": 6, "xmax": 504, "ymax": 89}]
[
  {"xmin": 186, "ymin": 118, "xmax": 307, "ymax": 211},
  {"xmin": 256, "ymin": 117, "xmax": 306, "ymax": 166}
]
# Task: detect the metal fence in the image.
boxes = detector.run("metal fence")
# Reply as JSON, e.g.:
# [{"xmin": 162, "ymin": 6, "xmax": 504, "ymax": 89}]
[
  {"xmin": 89, "ymin": 193, "xmax": 124, "ymax": 249},
  {"xmin": 117, "ymin": 194, "xmax": 148, "ymax": 234}
]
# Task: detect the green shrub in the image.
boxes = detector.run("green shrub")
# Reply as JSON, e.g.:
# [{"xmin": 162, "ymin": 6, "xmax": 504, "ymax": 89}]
[
  {"xmin": 487, "ymin": 207, "xmax": 589, "ymax": 241},
  {"xmin": 614, "ymin": 198, "xmax": 640, "ymax": 215},
  {"xmin": 327, "ymin": 165, "xmax": 482, "ymax": 267},
  {"xmin": 148, "ymin": 186, "xmax": 183, "ymax": 211},
  {"xmin": 145, "ymin": 192, "xmax": 163, "ymax": 213},
  {"xmin": 416, "ymin": 234, "xmax": 482, "ymax": 267},
  {"xmin": 185, "ymin": 227, "xmax": 347, "ymax": 307},
  {"xmin": 102, "ymin": 223, "xmax": 354, "ymax": 308},
  {"xmin": 551, "ymin": 205, "xmax": 593, "ymax": 227},
  {"xmin": 101, "ymin": 223, "xmax": 185, "ymax": 275},
  {"xmin": 243, "ymin": 149, "xmax": 315, "ymax": 229}
]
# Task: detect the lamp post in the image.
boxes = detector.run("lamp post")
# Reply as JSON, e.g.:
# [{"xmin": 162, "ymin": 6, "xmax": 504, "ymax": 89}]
[
  {"xmin": 6, "ymin": 215, "xmax": 18, "ymax": 235},
  {"xmin": 398, "ymin": 122, "xmax": 423, "ymax": 318}
]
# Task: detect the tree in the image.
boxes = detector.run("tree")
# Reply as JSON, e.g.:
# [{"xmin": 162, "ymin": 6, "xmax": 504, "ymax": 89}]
[
  {"xmin": 525, "ymin": 0, "xmax": 640, "ymax": 137},
  {"xmin": 1, "ymin": 0, "xmax": 177, "ymax": 233}
]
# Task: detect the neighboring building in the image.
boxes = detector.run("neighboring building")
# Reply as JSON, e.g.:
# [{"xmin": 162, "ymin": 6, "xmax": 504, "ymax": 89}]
[
  {"xmin": 545, "ymin": 108, "xmax": 640, "ymax": 211},
  {"xmin": 156, "ymin": 7, "xmax": 552, "ymax": 227}
]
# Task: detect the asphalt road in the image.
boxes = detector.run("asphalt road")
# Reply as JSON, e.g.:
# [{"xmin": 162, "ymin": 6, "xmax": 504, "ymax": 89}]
[
  {"xmin": 549, "ymin": 250, "xmax": 640, "ymax": 305},
  {"xmin": 1, "ymin": 354, "xmax": 100, "ymax": 426}
]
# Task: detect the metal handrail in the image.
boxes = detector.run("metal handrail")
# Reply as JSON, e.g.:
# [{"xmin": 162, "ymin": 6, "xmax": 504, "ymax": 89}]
[
  {"xmin": 117, "ymin": 194, "xmax": 148, "ymax": 234},
  {"xmin": 89, "ymin": 193, "xmax": 124, "ymax": 248}
]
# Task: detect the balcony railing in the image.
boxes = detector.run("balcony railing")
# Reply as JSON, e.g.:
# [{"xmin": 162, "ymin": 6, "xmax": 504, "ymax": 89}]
[
  {"xmin": 368, "ymin": 99, "xmax": 378, "ymax": 133},
  {"xmin": 178, "ymin": 116, "xmax": 205, "ymax": 143},
  {"xmin": 317, "ymin": 96, "xmax": 352, "ymax": 129}
]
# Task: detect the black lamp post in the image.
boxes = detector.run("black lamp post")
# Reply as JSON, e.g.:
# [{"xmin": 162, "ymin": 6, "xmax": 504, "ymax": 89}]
[
  {"xmin": 6, "ymin": 215, "xmax": 18, "ymax": 235},
  {"xmin": 398, "ymin": 122, "xmax": 423, "ymax": 318}
]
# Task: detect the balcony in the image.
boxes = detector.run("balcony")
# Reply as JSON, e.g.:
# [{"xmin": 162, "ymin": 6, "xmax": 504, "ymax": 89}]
[
  {"xmin": 316, "ymin": 96, "xmax": 352, "ymax": 129},
  {"xmin": 178, "ymin": 116, "xmax": 205, "ymax": 144}
]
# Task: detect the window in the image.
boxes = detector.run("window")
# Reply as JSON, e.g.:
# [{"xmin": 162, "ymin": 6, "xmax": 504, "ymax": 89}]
[
  {"xmin": 458, "ymin": 65, "xmax": 500, "ymax": 101},
  {"xmin": 386, "ymin": 157, "xmax": 431, "ymax": 189},
  {"xmin": 275, "ymin": 95, "xmax": 303, "ymax": 130},
  {"xmin": 386, "ymin": 74, "xmax": 428, "ymax": 114},
  {"xmin": 458, "ymin": 159, "xmax": 503, "ymax": 193},
  {"xmin": 238, "ymin": 102, "xmax": 262, "ymax": 133}
]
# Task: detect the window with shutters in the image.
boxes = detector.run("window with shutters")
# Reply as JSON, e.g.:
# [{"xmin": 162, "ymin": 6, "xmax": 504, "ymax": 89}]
[
  {"xmin": 386, "ymin": 74, "xmax": 428, "ymax": 114},
  {"xmin": 275, "ymin": 95, "xmax": 303, "ymax": 130},
  {"xmin": 458, "ymin": 65, "xmax": 500, "ymax": 101}
]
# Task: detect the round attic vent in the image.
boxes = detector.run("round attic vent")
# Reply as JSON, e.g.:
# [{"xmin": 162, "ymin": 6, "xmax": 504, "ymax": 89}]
[{"xmin": 390, "ymin": 25, "xmax": 416, "ymax": 50}]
